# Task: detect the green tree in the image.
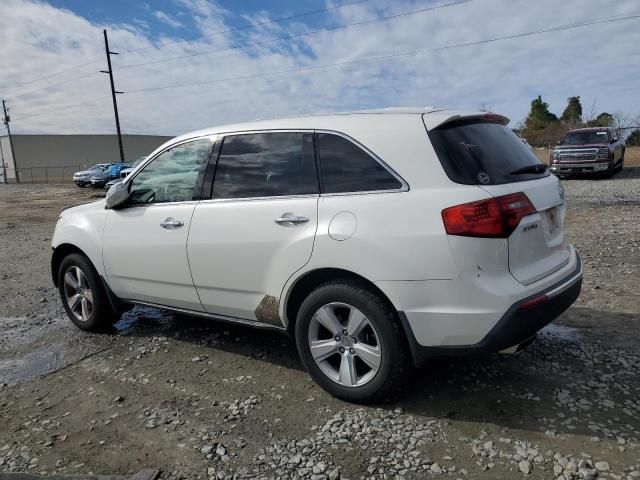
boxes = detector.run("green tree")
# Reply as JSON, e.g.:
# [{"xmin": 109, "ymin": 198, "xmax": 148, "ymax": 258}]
[
  {"xmin": 525, "ymin": 95, "xmax": 558, "ymax": 130},
  {"xmin": 626, "ymin": 128, "xmax": 640, "ymax": 146},
  {"xmin": 587, "ymin": 112, "xmax": 613, "ymax": 127},
  {"xmin": 560, "ymin": 96, "xmax": 582, "ymax": 125}
]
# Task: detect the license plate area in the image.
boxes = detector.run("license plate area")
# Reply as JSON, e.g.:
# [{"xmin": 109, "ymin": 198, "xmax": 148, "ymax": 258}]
[{"xmin": 541, "ymin": 206, "xmax": 561, "ymax": 237}]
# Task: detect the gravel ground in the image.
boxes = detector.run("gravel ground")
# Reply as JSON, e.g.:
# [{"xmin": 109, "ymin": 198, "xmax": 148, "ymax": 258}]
[{"xmin": 0, "ymin": 161, "xmax": 639, "ymax": 480}]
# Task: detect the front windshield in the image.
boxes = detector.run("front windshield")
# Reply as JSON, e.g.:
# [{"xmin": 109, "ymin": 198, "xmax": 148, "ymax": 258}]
[{"xmin": 561, "ymin": 131, "xmax": 610, "ymax": 145}]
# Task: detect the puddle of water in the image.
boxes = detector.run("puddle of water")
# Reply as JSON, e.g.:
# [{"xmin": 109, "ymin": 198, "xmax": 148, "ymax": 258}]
[
  {"xmin": 113, "ymin": 305, "xmax": 177, "ymax": 334},
  {"xmin": 540, "ymin": 323, "xmax": 580, "ymax": 341},
  {"xmin": 0, "ymin": 342, "xmax": 68, "ymax": 385},
  {"xmin": 0, "ymin": 316, "xmax": 67, "ymax": 350},
  {"xmin": 0, "ymin": 316, "xmax": 104, "ymax": 385}
]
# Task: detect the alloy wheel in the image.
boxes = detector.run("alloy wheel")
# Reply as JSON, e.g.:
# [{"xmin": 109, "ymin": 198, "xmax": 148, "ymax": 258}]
[
  {"xmin": 307, "ymin": 302, "xmax": 381, "ymax": 387},
  {"xmin": 63, "ymin": 265, "xmax": 94, "ymax": 322}
]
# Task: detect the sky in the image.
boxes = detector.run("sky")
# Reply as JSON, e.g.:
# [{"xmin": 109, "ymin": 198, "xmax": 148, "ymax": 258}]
[{"xmin": 1, "ymin": 0, "xmax": 639, "ymax": 136}]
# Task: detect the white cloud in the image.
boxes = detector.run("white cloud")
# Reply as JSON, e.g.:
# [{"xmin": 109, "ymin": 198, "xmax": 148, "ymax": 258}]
[
  {"xmin": 1, "ymin": 0, "xmax": 639, "ymax": 136},
  {"xmin": 153, "ymin": 10, "xmax": 183, "ymax": 29}
]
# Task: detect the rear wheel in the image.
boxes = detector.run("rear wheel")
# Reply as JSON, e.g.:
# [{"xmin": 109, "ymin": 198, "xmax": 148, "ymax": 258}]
[
  {"xmin": 295, "ymin": 282, "xmax": 407, "ymax": 402},
  {"xmin": 58, "ymin": 253, "xmax": 120, "ymax": 331}
]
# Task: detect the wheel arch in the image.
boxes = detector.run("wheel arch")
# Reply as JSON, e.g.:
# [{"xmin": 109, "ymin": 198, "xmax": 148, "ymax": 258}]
[
  {"xmin": 282, "ymin": 268, "xmax": 400, "ymax": 334},
  {"xmin": 52, "ymin": 242, "xmax": 129, "ymax": 314},
  {"xmin": 51, "ymin": 243, "xmax": 90, "ymax": 287}
]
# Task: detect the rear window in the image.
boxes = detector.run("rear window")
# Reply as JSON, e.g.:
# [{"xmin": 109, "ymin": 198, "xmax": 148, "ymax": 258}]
[
  {"xmin": 427, "ymin": 119, "xmax": 549, "ymax": 185},
  {"xmin": 561, "ymin": 130, "xmax": 609, "ymax": 145}
]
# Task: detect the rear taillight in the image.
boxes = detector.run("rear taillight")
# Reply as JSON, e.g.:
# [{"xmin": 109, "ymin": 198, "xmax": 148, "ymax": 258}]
[{"xmin": 442, "ymin": 192, "xmax": 536, "ymax": 238}]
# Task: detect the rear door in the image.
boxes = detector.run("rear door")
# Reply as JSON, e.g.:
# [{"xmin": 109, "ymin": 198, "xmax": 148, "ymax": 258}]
[
  {"xmin": 187, "ymin": 131, "xmax": 319, "ymax": 323},
  {"xmin": 427, "ymin": 117, "xmax": 570, "ymax": 285}
]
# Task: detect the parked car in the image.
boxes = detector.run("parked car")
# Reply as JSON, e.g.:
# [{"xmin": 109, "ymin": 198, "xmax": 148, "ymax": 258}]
[
  {"xmin": 119, "ymin": 156, "xmax": 147, "ymax": 179},
  {"xmin": 72, "ymin": 163, "xmax": 110, "ymax": 187},
  {"xmin": 51, "ymin": 108, "xmax": 582, "ymax": 402},
  {"xmin": 90, "ymin": 163, "xmax": 128, "ymax": 188},
  {"xmin": 550, "ymin": 127, "xmax": 625, "ymax": 177},
  {"xmin": 104, "ymin": 178, "xmax": 122, "ymax": 190}
]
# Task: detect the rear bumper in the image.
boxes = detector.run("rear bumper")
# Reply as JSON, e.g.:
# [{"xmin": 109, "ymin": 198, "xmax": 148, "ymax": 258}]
[
  {"xmin": 550, "ymin": 162, "xmax": 610, "ymax": 174},
  {"xmin": 399, "ymin": 254, "xmax": 582, "ymax": 366}
]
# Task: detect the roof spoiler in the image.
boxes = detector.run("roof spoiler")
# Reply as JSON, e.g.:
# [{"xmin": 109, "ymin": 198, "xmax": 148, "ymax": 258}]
[{"xmin": 423, "ymin": 112, "xmax": 510, "ymax": 131}]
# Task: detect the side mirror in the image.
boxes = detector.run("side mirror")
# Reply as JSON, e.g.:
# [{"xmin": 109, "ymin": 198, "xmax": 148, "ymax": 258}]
[
  {"xmin": 556, "ymin": 140, "xmax": 561, "ymax": 145},
  {"xmin": 105, "ymin": 181, "xmax": 130, "ymax": 209}
]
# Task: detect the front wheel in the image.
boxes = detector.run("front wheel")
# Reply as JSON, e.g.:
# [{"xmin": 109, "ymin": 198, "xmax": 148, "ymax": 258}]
[
  {"xmin": 295, "ymin": 282, "xmax": 407, "ymax": 403},
  {"xmin": 617, "ymin": 152, "xmax": 625, "ymax": 171},
  {"xmin": 58, "ymin": 253, "xmax": 120, "ymax": 331},
  {"xmin": 603, "ymin": 162, "xmax": 614, "ymax": 179}
]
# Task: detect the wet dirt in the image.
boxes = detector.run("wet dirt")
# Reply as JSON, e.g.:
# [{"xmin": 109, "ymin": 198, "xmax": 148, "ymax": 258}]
[{"xmin": 0, "ymin": 180, "xmax": 639, "ymax": 479}]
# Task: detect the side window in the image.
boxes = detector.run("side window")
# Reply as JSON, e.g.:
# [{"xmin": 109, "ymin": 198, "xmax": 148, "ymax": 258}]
[
  {"xmin": 316, "ymin": 133, "xmax": 402, "ymax": 193},
  {"xmin": 212, "ymin": 132, "xmax": 318, "ymax": 199},
  {"xmin": 128, "ymin": 138, "xmax": 213, "ymax": 205}
]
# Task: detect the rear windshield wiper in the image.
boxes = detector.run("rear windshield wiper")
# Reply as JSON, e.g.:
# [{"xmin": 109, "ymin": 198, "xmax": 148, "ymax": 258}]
[{"xmin": 509, "ymin": 164, "xmax": 548, "ymax": 175}]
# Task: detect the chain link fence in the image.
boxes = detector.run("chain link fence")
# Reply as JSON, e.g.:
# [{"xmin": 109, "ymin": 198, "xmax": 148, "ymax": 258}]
[{"xmin": 1, "ymin": 165, "xmax": 84, "ymax": 184}]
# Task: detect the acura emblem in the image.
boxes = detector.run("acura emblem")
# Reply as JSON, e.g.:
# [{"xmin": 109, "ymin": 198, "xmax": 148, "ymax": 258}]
[{"xmin": 477, "ymin": 172, "xmax": 491, "ymax": 184}]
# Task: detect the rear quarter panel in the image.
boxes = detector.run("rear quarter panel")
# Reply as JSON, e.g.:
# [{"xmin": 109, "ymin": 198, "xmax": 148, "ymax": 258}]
[{"xmin": 279, "ymin": 114, "xmax": 500, "ymax": 321}]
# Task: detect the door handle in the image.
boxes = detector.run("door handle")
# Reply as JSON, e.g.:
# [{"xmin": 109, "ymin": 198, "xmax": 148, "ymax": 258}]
[
  {"xmin": 274, "ymin": 215, "xmax": 309, "ymax": 226},
  {"xmin": 160, "ymin": 218, "xmax": 184, "ymax": 229}
]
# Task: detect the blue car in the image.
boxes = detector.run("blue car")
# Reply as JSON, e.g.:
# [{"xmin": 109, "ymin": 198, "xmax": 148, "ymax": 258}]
[{"xmin": 108, "ymin": 163, "xmax": 130, "ymax": 179}]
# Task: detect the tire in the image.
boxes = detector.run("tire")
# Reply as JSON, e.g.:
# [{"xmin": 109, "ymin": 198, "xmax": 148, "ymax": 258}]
[
  {"xmin": 603, "ymin": 162, "xmax": 614, "ymax": 179},
  {"xmin": 295, "ymin": 281, "xmax": 408, "ymax": 403},
  {"xmin": 57, "ymin": 253, "xmax": 120, "ymax": 332},
  {"xmin": 617, "ymin": 152, "xmax": 625, "ymax": 171}
]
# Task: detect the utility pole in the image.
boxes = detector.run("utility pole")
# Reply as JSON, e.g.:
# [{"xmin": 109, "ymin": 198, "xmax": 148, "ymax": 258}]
[
  {"xmin": 0, "ymin": 124, "xmax": 6, "ymax": 184},
  {"xmin": 101, "ymin": 29, "xmax": 125, "ymax": 163},
  {"xmin": 2, "ymin": 100, "xmax": 19, "ymax": 183}
]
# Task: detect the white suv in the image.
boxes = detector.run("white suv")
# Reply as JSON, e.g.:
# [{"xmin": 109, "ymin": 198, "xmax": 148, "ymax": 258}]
[{"xmin": 52, "ymin": 108, "xmax": 582, "ymax": 402}]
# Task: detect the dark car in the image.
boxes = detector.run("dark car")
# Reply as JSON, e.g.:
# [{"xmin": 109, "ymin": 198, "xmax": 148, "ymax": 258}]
[
  {"xmin": 104, "ymin": 178, "xmax": 122, "ymax": 190},
  {"xmin": 89, "ymin": 169, "xmax": 111, "ymax": 188},
  {"xmin": 73, "ymin": 163, "xmax": 110, "ymax": 187},
  {"xmin": 550, "ymin": 127, "xmax": 625, "ymax": 178},
  {"xmin": 90, "ymin": 163, "xmax": 128, "ymax": 188}
]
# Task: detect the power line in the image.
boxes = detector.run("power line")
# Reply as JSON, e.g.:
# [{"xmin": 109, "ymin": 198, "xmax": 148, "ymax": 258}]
[
  {"xmin": 116, "ymin": 0, "xmax": 471, "ymax": 71},
  {"xmin": 6, "ymin": 0, "xmax": 376, "ymax": 99},
  {"xmin": 13, "ymin": 58, "xmax": 103, "ymax": 89},
  {"xmin": 118, "ymin": 0, "xmax": 372, "ymax": 55},
  {"xmin": 12, "ymin": 95, "xmax": 111, "ymax": 122},
  {"xmin": 10, "ymin": 71, "xmax": 100, "ymax": 101},
  {"xmin": 7, "ymin": 0, "xmax": 368, "ymax": 95},
  {"xmin": 124, "ymin": 13, "xmax": 640, "ymax": 96}
]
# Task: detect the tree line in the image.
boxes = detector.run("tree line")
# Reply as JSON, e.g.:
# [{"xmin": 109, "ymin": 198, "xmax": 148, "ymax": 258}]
[{"xmin": 515, "ymin": 95, "xmax": 640, "ymax": 147}]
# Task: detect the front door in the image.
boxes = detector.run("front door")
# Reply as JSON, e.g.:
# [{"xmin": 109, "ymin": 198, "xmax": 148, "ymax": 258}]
[
  {"xmin": 102, "ymin": 137, "xmax": 215, "ymax": 311},
  {"xmin": 187, "ymin": 131, "xmax": 319, "ymax": 323}
]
